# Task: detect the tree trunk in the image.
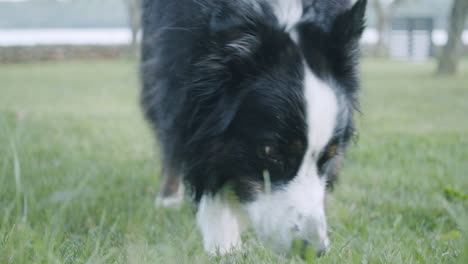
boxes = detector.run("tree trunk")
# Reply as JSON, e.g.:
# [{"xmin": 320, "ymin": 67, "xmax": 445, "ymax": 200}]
[
  {"xmin": 373, "ymin": 0, "xmax": 389, "ymax": 56},
  {"xmin": 437, "ymin": 0, "xmax": 468, "ymax": 75},
  {"xmin": 371, "ymin": 0, "xmax": 400, "ymax": 57},
  {"xmin": 125, "ymin": 0, "xmax": 142, "ymax": 57}
]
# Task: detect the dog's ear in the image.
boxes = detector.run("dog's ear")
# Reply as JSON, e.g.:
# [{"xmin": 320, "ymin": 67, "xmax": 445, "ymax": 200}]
[
  {"xmin": 327, "ymin": 0, "xmax": 367, "ymax": 90},
  {"xmin": 185, "ymin": 9, "xmax": 260, "ymax": 144},
  {"xmin": 297, "ymin": 1, "xmax": 366, "ymax": 81},
  {"xmin": 189, "ymin": 88, "xmax": 248, "ymax": 144},
  {"xmin": 186, "ymin": 9, "xmax": 258, "ymax": 143},
  {"xmin": 330, "ymin": 0, "xmax": 367, "ymax": 50},
  {"xmin": 209, "ymin": 7, "xmax": 260, "ymax": 59}
]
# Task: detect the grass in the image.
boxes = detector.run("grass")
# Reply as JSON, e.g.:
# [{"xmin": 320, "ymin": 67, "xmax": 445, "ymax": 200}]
[{"xmin": 0, "ymin": 58, "xmax": 467, "ymax": 263}]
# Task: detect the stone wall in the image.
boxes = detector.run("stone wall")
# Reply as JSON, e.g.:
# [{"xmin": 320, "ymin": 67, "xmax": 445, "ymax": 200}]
[
  {"xmin": 0, "ymin": 45, "xmax": 133, "ymax": 63},
  {"xmin": 0, "ymin": 44, "xmax": 466, "ymax": 63}
]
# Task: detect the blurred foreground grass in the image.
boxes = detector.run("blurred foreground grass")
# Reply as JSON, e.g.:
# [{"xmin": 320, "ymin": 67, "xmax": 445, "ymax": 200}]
[{"xmin": 0, "ymin": 59, "xmax": 467, "ymax": 263}]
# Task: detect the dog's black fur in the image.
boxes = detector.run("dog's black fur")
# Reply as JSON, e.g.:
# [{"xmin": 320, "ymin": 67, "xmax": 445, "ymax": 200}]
[{"xmin": 141, "ymin": 0, "xmax": 365, "ymax": 203}]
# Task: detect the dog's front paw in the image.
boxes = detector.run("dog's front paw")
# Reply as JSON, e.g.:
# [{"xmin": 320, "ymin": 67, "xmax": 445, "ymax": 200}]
[{"xmin": 154, "ymin": 184, "xmax": 185, "ymax": 208}]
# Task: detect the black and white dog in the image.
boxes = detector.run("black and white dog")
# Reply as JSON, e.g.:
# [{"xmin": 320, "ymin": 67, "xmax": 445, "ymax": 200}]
[{"xmin": 141, "ymin": 0, "xmax": 366, "ymax": 256}]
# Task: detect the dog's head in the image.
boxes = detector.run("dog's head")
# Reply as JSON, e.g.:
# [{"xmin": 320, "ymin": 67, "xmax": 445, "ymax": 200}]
[{"xmin": 184, "ymin": 0, "xmax": 366, "ymax": 255}]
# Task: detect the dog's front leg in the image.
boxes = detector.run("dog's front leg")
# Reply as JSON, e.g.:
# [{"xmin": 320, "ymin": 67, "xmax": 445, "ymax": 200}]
[{"xmin": 196, "ymin": 194, "xmax": 244, "ymax": 255}]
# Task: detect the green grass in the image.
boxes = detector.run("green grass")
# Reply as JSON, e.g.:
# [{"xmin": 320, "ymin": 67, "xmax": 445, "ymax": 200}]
[{"xmin": 1, "ymin": 59, "xmax": 467, "ymax": 263}]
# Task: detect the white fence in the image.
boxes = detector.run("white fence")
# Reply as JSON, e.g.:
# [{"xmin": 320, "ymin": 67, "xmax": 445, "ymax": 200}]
[
  {"xmin": 0, "ymin": 28, "xmax": 133, "ymax": 46},
  {"xmin": 0, "ymin": 28, "xmax": 467, "ymax": 47}
]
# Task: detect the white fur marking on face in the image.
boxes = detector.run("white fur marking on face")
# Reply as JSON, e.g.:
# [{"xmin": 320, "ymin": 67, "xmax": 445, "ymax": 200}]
[
  {"xmin": 246, "ymin": 63, "xmax": 338, "ymax": 252},
  {"xmin": 268, "ymin": 0, "xmax": 303, "ymax": 31},
  {"xmin": 289, "ymin": 28, "xmax": 300, "ymax": 44},
  {"xmin": 196, "ymin": 194, "xmax": 244, "ymax": 255},
  {"xmin": 303, "ymin": 64, "xmax": 339, "ymax": 155}
]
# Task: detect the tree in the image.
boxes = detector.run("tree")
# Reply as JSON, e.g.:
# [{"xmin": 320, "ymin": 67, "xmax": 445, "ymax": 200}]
[
  {"xmin": 370, "ymin": 0, "xmax": 408, "ymax": 56},
  {"xmin": 124, "ymin": 0, "xmax": 142, "ymax": 57},
  {"xmin": 437, "ymin": 0, "xmax": 468, "ymax": 75}
]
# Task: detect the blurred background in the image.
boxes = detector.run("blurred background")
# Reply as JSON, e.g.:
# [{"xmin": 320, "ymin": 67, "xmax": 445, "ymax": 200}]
[
  {"xmin": 0, "ymin": 0, "xmax": 467, "ymax": 72},
  {"xmin": 0, "ymin": 1, "xmax": 467, "ymax": 263}
]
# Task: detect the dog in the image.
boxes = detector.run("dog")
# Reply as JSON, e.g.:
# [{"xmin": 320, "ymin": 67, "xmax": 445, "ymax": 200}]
[{"xmin": 140, "ymin": 0, "xmax": 366, "ymax": 256}]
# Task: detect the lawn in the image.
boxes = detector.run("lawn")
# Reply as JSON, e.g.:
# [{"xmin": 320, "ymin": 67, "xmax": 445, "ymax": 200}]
[{"xmin": 0, "ymin": 59, "xmax": 467, "ymax": 264}]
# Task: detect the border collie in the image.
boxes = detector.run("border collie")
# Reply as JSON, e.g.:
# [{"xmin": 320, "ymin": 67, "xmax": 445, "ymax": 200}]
[{"xmin": 141, "ymin": 0, "xmax": 366, "ymax": 256}]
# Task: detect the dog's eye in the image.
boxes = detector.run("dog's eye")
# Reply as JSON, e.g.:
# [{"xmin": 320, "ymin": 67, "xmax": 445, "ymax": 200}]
[
  {"xmin": 264, "ymin": 145, "xmax": 282, "ymax": 164},
  {"xmin": 317, "ymin": 143, "xmax": 339, "ymax": 174},
  {"xmin": 288, "ymin": 139, "xmax": 304, "ymax": 154}
]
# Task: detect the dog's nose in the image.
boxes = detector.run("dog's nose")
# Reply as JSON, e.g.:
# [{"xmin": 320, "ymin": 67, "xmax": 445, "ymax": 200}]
[
  {"xmin": 293, "ymin": 239, "xmax": 328, "ymax": 259},
  {"xmin": 316, "ymin": 235, "xmax": 330, "ymax": 257},
  {"xmin": 316, "ymin": 247, "xmax": 327, "ymax": 257}
]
